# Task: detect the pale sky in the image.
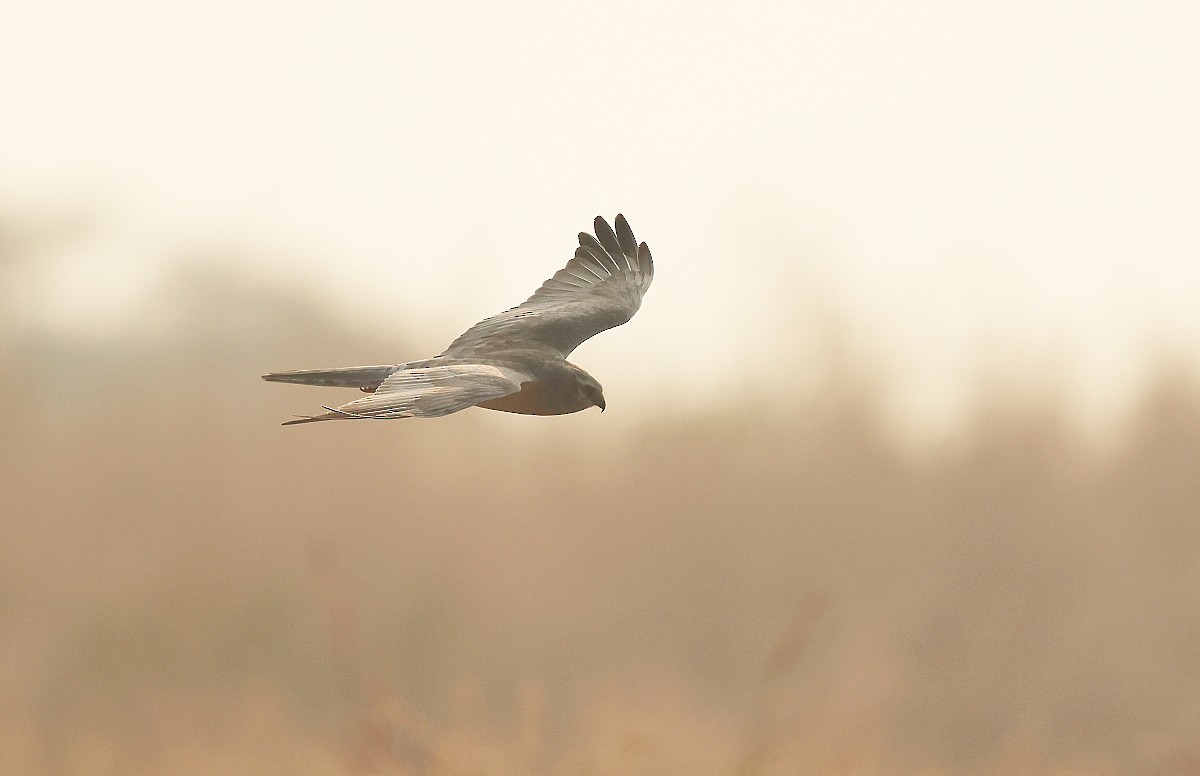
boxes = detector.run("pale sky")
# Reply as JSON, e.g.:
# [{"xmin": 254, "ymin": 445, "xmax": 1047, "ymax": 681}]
[{"xmin": 3, "ymin": 1, "xmax": 1199, "ymax": 438}]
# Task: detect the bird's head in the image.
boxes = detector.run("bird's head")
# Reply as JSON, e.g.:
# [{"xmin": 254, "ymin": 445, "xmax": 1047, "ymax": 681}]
[{"xmin": 570, "ymin": 367, "xmax": 606, "ymax": 412}]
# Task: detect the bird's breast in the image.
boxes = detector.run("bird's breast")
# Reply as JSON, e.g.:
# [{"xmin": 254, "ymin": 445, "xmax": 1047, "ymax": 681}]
[{"xmin": 475, "ymin": 379, "xmax": 586, "ymax": 415}]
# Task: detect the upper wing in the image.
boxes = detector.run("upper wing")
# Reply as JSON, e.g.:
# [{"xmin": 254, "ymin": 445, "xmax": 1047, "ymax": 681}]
[
  {"xmin": 441, "ymin": 214, "xmax": 654, "ymax": 359},
  {"xmin": 298, "ymin": 363, "xmax": 528, "ymax": 422}
]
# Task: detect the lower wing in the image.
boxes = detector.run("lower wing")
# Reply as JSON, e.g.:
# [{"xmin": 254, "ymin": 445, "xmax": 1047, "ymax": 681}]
[{"xmin": 280, "ymin": 363, "xmax": 528, "ymax": 425}]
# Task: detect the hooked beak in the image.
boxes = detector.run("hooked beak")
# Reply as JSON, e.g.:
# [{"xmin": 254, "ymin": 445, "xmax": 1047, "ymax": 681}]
[{"xmin": 597, "ymin": 397, "xmax": 606, "ymax": 412}]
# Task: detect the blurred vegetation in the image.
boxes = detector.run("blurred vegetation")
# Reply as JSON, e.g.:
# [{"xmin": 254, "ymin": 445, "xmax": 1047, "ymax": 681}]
[{"xmin": 1, "ymin": 215, "xmax": 1199, "ymax": 776}]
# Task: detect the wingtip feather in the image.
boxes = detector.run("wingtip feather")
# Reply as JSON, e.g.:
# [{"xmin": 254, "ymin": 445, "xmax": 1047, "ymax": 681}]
[
  {"xmin": 281, "ymin": 414, "xmax": 332, "ymax": 426},
  {"xmin": 593, "ymin": 216, "xmax": 628, "ymax": 270},
  {"xmin": 614, "ymin": 215, "xmax": 637, "ymax": 261}
]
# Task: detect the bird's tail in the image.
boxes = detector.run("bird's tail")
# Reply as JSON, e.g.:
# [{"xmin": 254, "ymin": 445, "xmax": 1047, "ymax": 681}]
[{"xmin": 261, "ymin": 364, "xmax": 397, "ymax": 390}]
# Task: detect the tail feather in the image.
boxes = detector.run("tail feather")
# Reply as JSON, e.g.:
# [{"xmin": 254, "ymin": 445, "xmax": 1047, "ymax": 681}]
[{"xmin": 261, "ymin": 364, "xmax": 397, "ymax": 390}]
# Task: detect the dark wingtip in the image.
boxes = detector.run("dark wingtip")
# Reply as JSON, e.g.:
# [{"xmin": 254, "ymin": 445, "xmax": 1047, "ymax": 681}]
[{"xmin": 281, "ymin": 414, "xmax": 326, "ymax": 426}]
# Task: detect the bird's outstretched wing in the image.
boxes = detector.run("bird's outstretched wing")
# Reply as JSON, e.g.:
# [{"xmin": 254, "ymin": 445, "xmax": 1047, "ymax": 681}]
[
  {"xmin": 282, "ymin": 364, "xmax": 528, "ymax": 424},
  {"xmin": 441, "ymin": 214, "xmax": 654, "ymax": 360}
]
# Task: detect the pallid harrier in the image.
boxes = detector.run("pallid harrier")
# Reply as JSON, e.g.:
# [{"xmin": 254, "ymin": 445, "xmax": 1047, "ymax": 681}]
[{"xmin": 263, "ymin": 214, "xmax": 653, "ymax": 425}]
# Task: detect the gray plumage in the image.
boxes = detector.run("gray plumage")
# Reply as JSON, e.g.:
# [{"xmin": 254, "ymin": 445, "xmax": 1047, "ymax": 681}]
[{"xmin": 263, "ymin": 214, "xmax": 653, "ymax": 425}]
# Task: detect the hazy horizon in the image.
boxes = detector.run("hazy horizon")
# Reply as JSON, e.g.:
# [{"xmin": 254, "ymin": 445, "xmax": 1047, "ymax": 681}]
[{"xmin": 4, "ymin": 0, "xmax": 1200, "ymax": 439}]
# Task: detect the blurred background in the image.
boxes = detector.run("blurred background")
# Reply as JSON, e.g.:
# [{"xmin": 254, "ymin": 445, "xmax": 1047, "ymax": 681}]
[{"xmin": 3, "ymin": 2, "xmax": 1200, "ymax": 774}]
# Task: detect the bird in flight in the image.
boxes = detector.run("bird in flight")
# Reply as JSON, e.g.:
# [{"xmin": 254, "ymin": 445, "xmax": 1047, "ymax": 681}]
[{"xmin": 263, "ymin": 214, "xmax": 654, "ymax": 425}]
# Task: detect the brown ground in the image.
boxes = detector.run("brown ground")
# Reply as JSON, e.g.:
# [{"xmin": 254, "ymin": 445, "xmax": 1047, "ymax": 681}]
[{"xmin": 2, "ymin": 258, "xmax": 1198, "ymax": 775}]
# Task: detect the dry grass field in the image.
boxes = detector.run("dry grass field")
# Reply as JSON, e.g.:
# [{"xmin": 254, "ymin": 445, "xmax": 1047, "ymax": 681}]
[{"xmin": 2, "ymin": 261, "xmax": 1199, "ymax": 775}]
